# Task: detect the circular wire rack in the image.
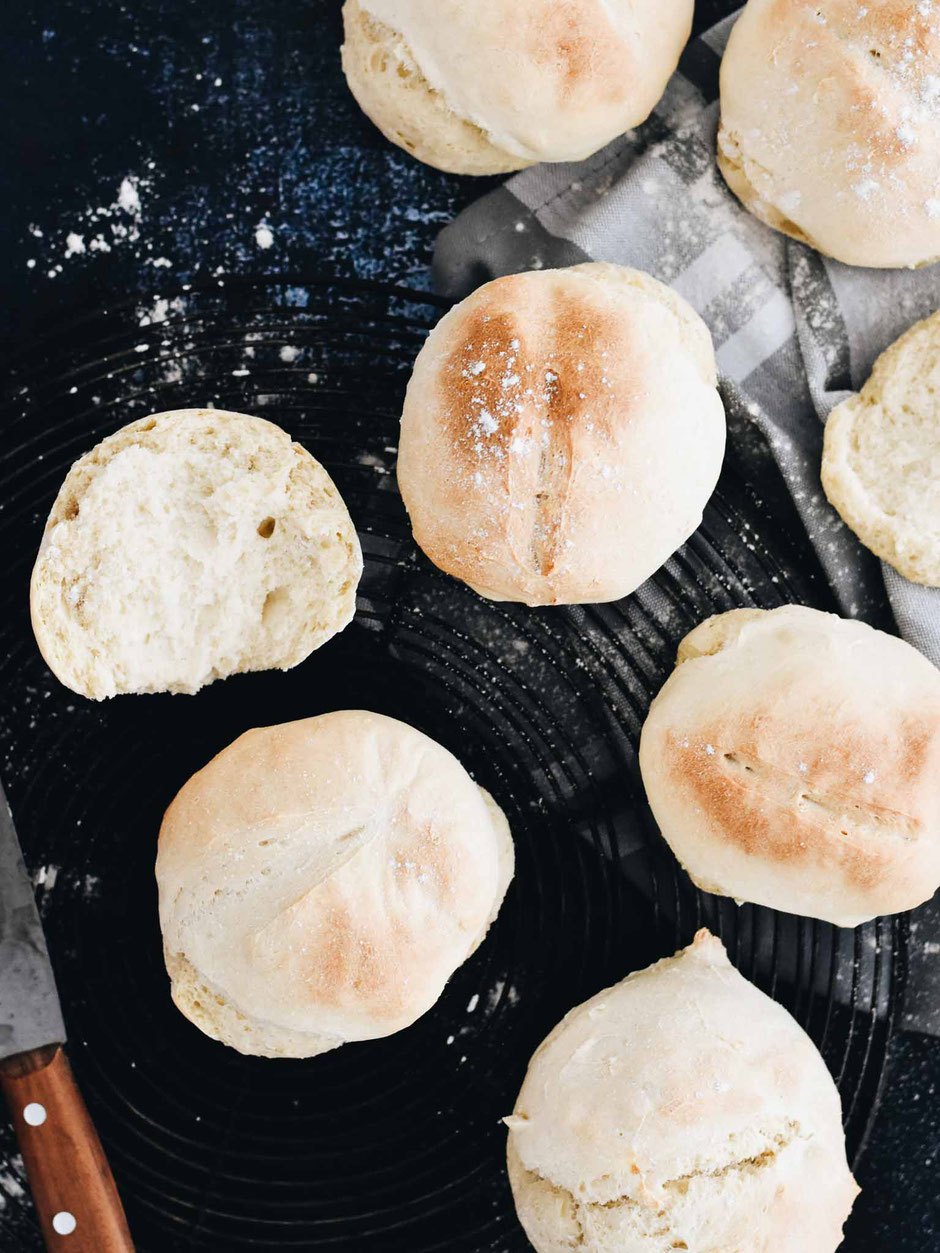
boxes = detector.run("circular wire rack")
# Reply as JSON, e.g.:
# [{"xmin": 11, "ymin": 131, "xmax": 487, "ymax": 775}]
[{"xmin": 0, "ymin": 276, "xmax": 906, "ymax": 1252}]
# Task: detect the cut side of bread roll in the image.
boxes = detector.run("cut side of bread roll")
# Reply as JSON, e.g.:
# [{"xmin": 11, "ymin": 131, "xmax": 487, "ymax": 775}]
[
  {"xmin": 156, "ymin": 710, "xmax": 514, "ymax": 1057},
  {"xmin": 506, "ymin": 930, "xmax": 858, "ymax": 1253},
  {"xmin": 639, "ymin": 605, "xmax": 940, "ymax": 927},
  {"xmin": 822, "ymin": 310, "xmax": 940, "ymax": 586},
  {"xmin": 30, "ymin": 408, "xmax": 362, "ymax": 698}
]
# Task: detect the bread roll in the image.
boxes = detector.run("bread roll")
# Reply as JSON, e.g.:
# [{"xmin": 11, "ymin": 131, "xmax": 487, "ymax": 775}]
[
  {"xmin": 341, "ymin": 0, "xmax": 693, "ymax": 174},
  {"xmin": 718, "ymin": 0, "xmax": 940, "ymax": 268},
  {"xmin": 397, "ymin": 264, "xmax": 726, "ymax": 606},
  {"xmin": 639, "ymin": 605, "xmax": 940, "ymax": 927},
  {"xmin": 823, "ymin": 310, "xmax": 940, "ymax": 586},
  {"xmin": 506, "ymin": 929, "xmax": 858, "ymax": 1253},
  {"xmin": 156, "ymin": 710, "xmax": 514, "ymax": 1057},
  {"xmin": 30, "ymin": 409, "xmax": 361, "ymax": 698}
]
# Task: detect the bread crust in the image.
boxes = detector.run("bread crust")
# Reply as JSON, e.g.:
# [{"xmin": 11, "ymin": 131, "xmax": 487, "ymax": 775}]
[
  {"xmin": 639, "ymin": 605, "xmax": 940, "ymax": 926},
  {"xmin": 397, "ymin": 264, "xmax": 725, "ymax": 606},
  {"xmin": 718, "ymin": 0, "xmax": 940, "ymax": 268},
  {"xmin": 341, "ymin": 0, "xmax": 693, "ymax": 172},
  {"xmin": 156, "ymin": 710, "xmax": 514, "ymax": 1057},
  {"xmin": 506, "ymin": 929, "xmax": 858, "ymax": 1253}
]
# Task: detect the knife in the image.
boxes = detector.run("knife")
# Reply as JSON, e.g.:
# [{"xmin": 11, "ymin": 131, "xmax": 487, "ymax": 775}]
[{"xmin": 0, "ymin": 782, "xmax": 134, "ymax": 1251}]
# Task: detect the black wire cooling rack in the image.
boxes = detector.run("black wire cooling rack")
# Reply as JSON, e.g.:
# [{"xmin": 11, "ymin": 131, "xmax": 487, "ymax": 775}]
[{"xmin": 0, "ymin": 276, "xmax": 906, "ymax": 1252}]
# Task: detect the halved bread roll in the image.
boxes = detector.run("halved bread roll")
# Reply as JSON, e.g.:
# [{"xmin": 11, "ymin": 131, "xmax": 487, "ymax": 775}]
[
  {"xmin": 30, "ymin": 408, "xmax": 362, "ymax": 698},
  {"xmin": 823, "ymin": 310, "xmax": 940, "ymax": 586}
]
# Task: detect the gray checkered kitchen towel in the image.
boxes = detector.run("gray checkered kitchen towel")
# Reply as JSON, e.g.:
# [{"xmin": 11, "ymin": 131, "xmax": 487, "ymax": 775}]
[{"xmin": 434, "ymin": 12, "xmax": 940, "ymax": 668}]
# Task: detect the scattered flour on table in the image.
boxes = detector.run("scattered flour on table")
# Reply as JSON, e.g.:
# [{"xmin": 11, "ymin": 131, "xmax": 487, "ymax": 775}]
[
  {"xmin": 137, "ymin": 294, "xmax": 185, "ymax": 326},
  {"xmin": 117, "ymin": 175, "xmax": 141, "ymax": 215},
  {"xmin": 0, "ymin": 1158, "xmax": 27, "ymax": 1209},
  {"xmin": 358, "ymin": 452, "xmax": 391, "ymax": 474},
  {"xmin": 32, "ymin": 864, "xmax": 58, "ymax": 891},
  {"xmin": 26, "ymin": 172, "xmax": 156, "ymax": 272},
  {"xmin": 486, "ymin": 979, "xmax": 520, "ymax": 1010}
]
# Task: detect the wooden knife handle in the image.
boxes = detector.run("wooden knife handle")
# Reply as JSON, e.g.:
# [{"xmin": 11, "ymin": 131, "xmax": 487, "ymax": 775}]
[{"xmin": 0, "ymin": 1044, "xmax": 134, "ymax": 1252}]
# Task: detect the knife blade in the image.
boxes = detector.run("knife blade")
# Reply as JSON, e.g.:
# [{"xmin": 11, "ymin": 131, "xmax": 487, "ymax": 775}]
[
  {"xmin": 0, "ymin": 782, "xmax": 66, "ymax": 1061},
  {"xmin": 0, "ymin": 781, "xmax": 134, "ymax": 1250}
]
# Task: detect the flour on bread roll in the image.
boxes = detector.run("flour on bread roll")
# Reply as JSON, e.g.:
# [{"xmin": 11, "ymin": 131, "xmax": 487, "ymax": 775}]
[
  {"xmin": 341, "ymin": 0, "xmax": 693, "ymax": 174},
  {"xmin": 823, "ymin": 310, "xmax": 940, "ymax": 586},
  {"xmin": 397, "ymin": 264, "xmax": 726, "ymax": 606},
  {"xmin": 718, "ymin": 0, "xmax": 940, "ymax": 268},
  {"xmin": 506, "ymin": 929, "xmax": 858, "ymax": 1253},
  {"xmin": 639, "ymin": 605, "xmax": 940, "ymax": 927},
  {"xmin": 30, "ymin": 409, "xmax": 362, "ymax": 698},
  {"xmin": 156, "ymin": 710, "xmax": 514, "ymax": 1057}
]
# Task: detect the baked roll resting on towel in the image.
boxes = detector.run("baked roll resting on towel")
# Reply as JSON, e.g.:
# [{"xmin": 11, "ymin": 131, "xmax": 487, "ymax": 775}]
[
  {"xmin": 718, "ymin": 0, "xmax": 940, "ymax": 268},
  {"xmin": 156, "ymin": 710, "xmax": 514, "ymax": 1057},
  {"xmin": 30, "ymin": 408, "xmax": 362, "ymax": 698},
  {"xmin": 823, "ymin": 309, "xmax": 940, "ymax": 588},
  {"xmin": 396, "ymin": 263, "xmax": 726, "ymax": 606},
  {"xmin": 341, "ymin": 0, "xmax": 693, "ymax": 175},
  {"xmin": 505, "ymin": 930, "xmax": 858, "ymax": 1253},
  {"xmin": 639, "ymin": 605, "xmax": 940, "ymax": 927}
]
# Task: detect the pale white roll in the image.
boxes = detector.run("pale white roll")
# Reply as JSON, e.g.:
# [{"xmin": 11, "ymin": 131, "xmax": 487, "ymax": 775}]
[
  {"xmin": 157, "ymin": 710, "xmax": 514, "ymax": 1057},
  {"xmin": 718, "ymin": 0, "xmax": 940, "ymax": 268},
  {"xmin": 341, "ymin": 0, "xmax": 693, "ymax": 174},
  {"xmin": 507, "ymin": 930, "xmax": 858, "ymax": 1253}
]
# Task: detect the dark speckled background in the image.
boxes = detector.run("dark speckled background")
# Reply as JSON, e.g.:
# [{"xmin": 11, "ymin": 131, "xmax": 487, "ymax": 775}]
[
  {"xmin": 2, "ymin": 2, "xmax": 939, "ymax": 1249},
  {"xmin": 0, "ymin": 1, "xmax": 482, "ymax": 339}
]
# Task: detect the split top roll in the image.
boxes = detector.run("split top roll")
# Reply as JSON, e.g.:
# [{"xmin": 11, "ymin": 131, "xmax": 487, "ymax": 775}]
[{"xmin": 397, "ymin": 264, "xmax": 726, "ymax": 606}]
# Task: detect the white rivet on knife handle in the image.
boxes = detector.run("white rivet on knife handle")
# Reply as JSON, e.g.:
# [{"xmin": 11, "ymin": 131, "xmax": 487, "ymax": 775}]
[{"xmin": 23, "ymin": 1102, "xmax": 46, "ymax": 1126}]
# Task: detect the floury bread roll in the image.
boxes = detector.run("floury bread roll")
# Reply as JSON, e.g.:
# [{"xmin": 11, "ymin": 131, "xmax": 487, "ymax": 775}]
[
  {"xmin": 397, "ymin": 265, "xmax": 726, "ymax": 606},
  {"xmin": 156, "ymin": 710, "xmax": 514, "ymax": 1057},
  {"xmin": 718, "ymin": 0, "xmax": 940, "ymax": 268},
  {"xmin": 30, "ymin": 409, "xmax": 361, "ymax": 698},
  {"xmin": 340, "ymin": 0, "xmax": 693, "ymax": 175},
  {"xmin": 639, "ymin": 606, "xmax": 940, "ymax": 927},
  {"xmin": 822, "ymin": 310, "xmax": 940, "ymax": 586},
  {"xmin": 506, "ymin": 930, "xmax": 858, "ymax": 1253}
]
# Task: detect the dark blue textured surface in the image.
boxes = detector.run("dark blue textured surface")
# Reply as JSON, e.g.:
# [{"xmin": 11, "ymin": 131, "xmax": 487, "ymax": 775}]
[
  {"xmin": 1, "ymin": 3, "xmax": 938, "ymax": 1250},
  {"xmin": 0, "ymin": 1, "xmax": 490, "ymax": 348}
]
